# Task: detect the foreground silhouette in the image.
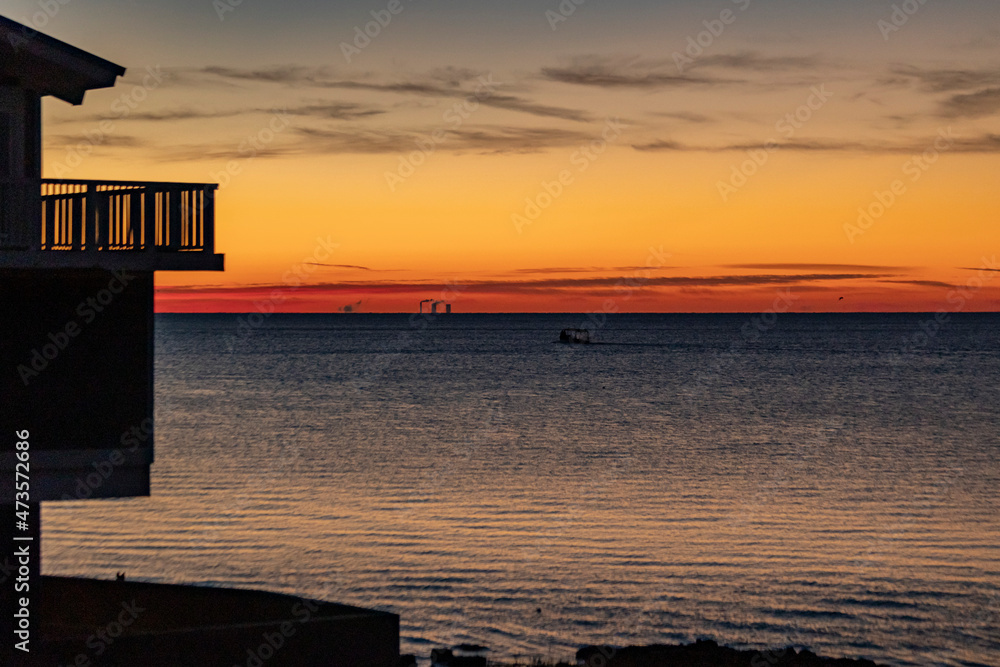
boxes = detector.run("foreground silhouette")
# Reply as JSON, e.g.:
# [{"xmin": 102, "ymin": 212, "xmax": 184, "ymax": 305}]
[{"xmin": 415, "ymin": 639, "xmax": 884, "ymax": 667}]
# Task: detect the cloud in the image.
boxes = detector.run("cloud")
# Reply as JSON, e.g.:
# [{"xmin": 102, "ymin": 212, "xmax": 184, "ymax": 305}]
[
  {"xmin": 726, "ymin": 263, "xmax": 910, "ymax": 272},
  {"xmin": 634, "ymin": 138, "xmax": 876, "ymax": 152},
  {"xmin": 879, "ymin": 279, "xmax": 955, "ymax": 289},
  {"xmin": 511, "ymin": 266, "xmax": 672, "ymax": 275},
  {"xmin": 305, "ymin": 263, "xmax": 375, "ymax": 270},
  {"xmin": 97, "ymin": 108, "xmax": 246, "ymax": 122},
  {"xmin": 293, "ymin": 125, "xmax": 595, "ymax": 155},
  {"xmin": 541, "ymin": 56, "xmax": 720, "ymax": 88},
  {"xmin": 939, "ymin": 87, "xmax": 1000, "ymax": 118},
  {"xmin": 886, "ymin": 65, "xmax": 1000, "ymax": 93},
  {"xmin": 157, "ymin": 272, "xmax": 890, "ymax": 298},
  {"xmin": 637, "ymin": 138, "xmax": 885, "ymax": 152},
  {"xmin": 633, "ymin": 134, "xmax": 1000, "ymax": 154},
  {"xmin": 155, "ymin": 122, "xmax": 597, "ymax": 161},
  {"xmin": 650, "ymin": 111, "xmax": 714, "ymax": 123},
  {"xmin": 286, "ymin": 102, "xmax": 386, "ymax": 120},
  {"xmin": 690, "ymin": 52, "xmax": 822, "ymax": 72},
  {"xmin": 478, "ymin": 95, "xmax": 593, "ymax": 122},
  {"xmin": 183, "ymin": 65, "xmax": 592, "ymax": 122},
  {"xmin": 304, "ymin": 263, "xmax": 405, "ymax": 271},
  {"xmin": 54, "ymin": 102, "xmax": 385, "ymax": 125},
  {"xmin": 540, "ymin": 52, "xmax": 822, "ymax": 89},
  {"xmin": 198, "ymin": 65, "xmax": 325, "ymax": 85},
  {"xmin": 322, "ymin": 80, "xmax": 591, "ymax": 122},
  {"xmin": 631, "ymin": 139, "xmax": 687, "ymax": 151},
  {"xmin": 47, "ymin": 134, "xmax": 146, "ymax": 148}
]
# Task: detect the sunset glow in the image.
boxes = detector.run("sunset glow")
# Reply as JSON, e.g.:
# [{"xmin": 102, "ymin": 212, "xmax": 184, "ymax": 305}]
[{"xmin": 13, "ymin": 0, "xmax": 999, "ymax": 312}]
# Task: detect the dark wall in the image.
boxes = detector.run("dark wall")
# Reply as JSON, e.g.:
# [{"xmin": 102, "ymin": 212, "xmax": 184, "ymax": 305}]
[
  {"xmin": 0, "ymin": 86, "xmax": 40, "ymax": 181},
  {"xmin": 1, "ymin": 269, "xmax": 153, "ymax": 452}
]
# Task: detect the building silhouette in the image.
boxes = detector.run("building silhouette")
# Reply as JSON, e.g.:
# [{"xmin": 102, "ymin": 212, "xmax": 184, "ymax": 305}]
[{"xmin": 0, "ymin": 16, "xmax": 397, "ymax": 665}]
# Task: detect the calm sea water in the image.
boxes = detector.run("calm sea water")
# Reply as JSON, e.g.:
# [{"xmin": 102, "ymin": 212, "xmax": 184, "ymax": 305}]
[{"xmin": 45, "ymin": 314, "xmax": 1000, "ymax": 666}]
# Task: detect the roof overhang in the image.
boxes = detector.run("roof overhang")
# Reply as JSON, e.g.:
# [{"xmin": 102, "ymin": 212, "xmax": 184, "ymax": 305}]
[{"xmin": 0, "ymin": 15, "xmax": 125, "ymax": 104}]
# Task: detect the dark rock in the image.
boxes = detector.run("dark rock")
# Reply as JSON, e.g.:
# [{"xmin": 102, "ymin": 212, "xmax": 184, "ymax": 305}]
[{"xmin": 572, "ymin": 640, "xmax": 886, "ymax": 667}]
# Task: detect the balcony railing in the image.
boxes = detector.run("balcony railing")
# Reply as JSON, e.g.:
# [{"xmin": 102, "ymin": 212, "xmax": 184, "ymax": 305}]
[{"xmin": 0, "ymin": 179, "xmax": 216, "ymax": 254}]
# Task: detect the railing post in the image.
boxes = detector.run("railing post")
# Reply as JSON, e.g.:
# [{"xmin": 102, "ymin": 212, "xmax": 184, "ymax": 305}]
[
  {"xmin": 144, "ymin": 187, "xmax": 156, "ymax": 252},
  {"xmin": 0, "ymin": 182, "xmax": 6, "ymax": 249},
  {"xmin": 73, "ymin": 189, "xmax": 85, "ymax": 250},
  {"xmin": 203, "ymin": 185, "xmax": 216, "ymax": 253},
  {"xmin": 127, "ymin": 189, "xmax": 141, "ymax": 249},
  {"xmin": 43, "ymin": 190, "xmax": 55, "ymax": 249},
  {"xmin": 168, "ymin": 187, "xmax": 182, "ymax": 250},
  {"xmin": 27, "ymin": 180, "xmax": 42, "ymax": 250},
  {"xmin": 85, "ymin": 183, "xmax": 99, "ymax": 250},
  {"xmin": 0, "ymin": 180, "xmax": 32, "ymax": 250}
]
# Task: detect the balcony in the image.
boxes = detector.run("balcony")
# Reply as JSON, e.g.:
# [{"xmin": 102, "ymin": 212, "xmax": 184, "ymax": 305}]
[{"xmin": 0, "ymin": 179, "xmax": 223, "ymax": 271}]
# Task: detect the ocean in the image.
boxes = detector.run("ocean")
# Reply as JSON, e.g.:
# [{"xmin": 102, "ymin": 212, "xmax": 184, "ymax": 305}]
[{"xmin": 44, "ymin": 313, "xmax": 1000, "ymax": 666}]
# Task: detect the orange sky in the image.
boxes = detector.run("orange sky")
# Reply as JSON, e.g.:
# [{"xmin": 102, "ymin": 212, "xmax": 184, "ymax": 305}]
[{"xmin": 13, "ymin": 0, "xmax": 999, "ymax": 312}]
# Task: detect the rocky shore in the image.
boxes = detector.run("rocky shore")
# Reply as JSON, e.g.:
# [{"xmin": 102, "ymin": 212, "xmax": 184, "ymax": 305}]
[{"xmin": 416, "ymin": 639, "xmax": 886, "ymax": 666}]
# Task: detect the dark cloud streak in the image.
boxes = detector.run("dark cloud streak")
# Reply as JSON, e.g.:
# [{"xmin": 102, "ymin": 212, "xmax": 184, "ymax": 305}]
[
  {"xmin": 633, "ymin": 134, "xmax": 1000, "ymax": 154},
  {"xmin": 939, "ymin": 87, "xmax": 1000, "ymax": 118},
  {"xmin": 158, "ymin": 273, "xmax": 891, "ymax": 297}
]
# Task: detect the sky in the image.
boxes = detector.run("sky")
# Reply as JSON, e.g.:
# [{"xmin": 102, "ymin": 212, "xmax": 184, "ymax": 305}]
[{"xmin": 5, "ymin": 0, "xmax": 1000, "ymax": 312}]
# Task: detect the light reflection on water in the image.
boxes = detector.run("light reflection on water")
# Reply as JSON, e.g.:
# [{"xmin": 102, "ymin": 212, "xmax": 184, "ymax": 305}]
[{"xmin": 45, "ymin": 314, "xmax": 1000, "ymax": 666}]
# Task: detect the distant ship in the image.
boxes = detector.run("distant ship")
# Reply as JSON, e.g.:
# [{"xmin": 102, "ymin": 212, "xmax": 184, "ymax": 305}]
[{"xmin": 559, "ymin": 328, "xmax": 590, "ymax": 344}]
